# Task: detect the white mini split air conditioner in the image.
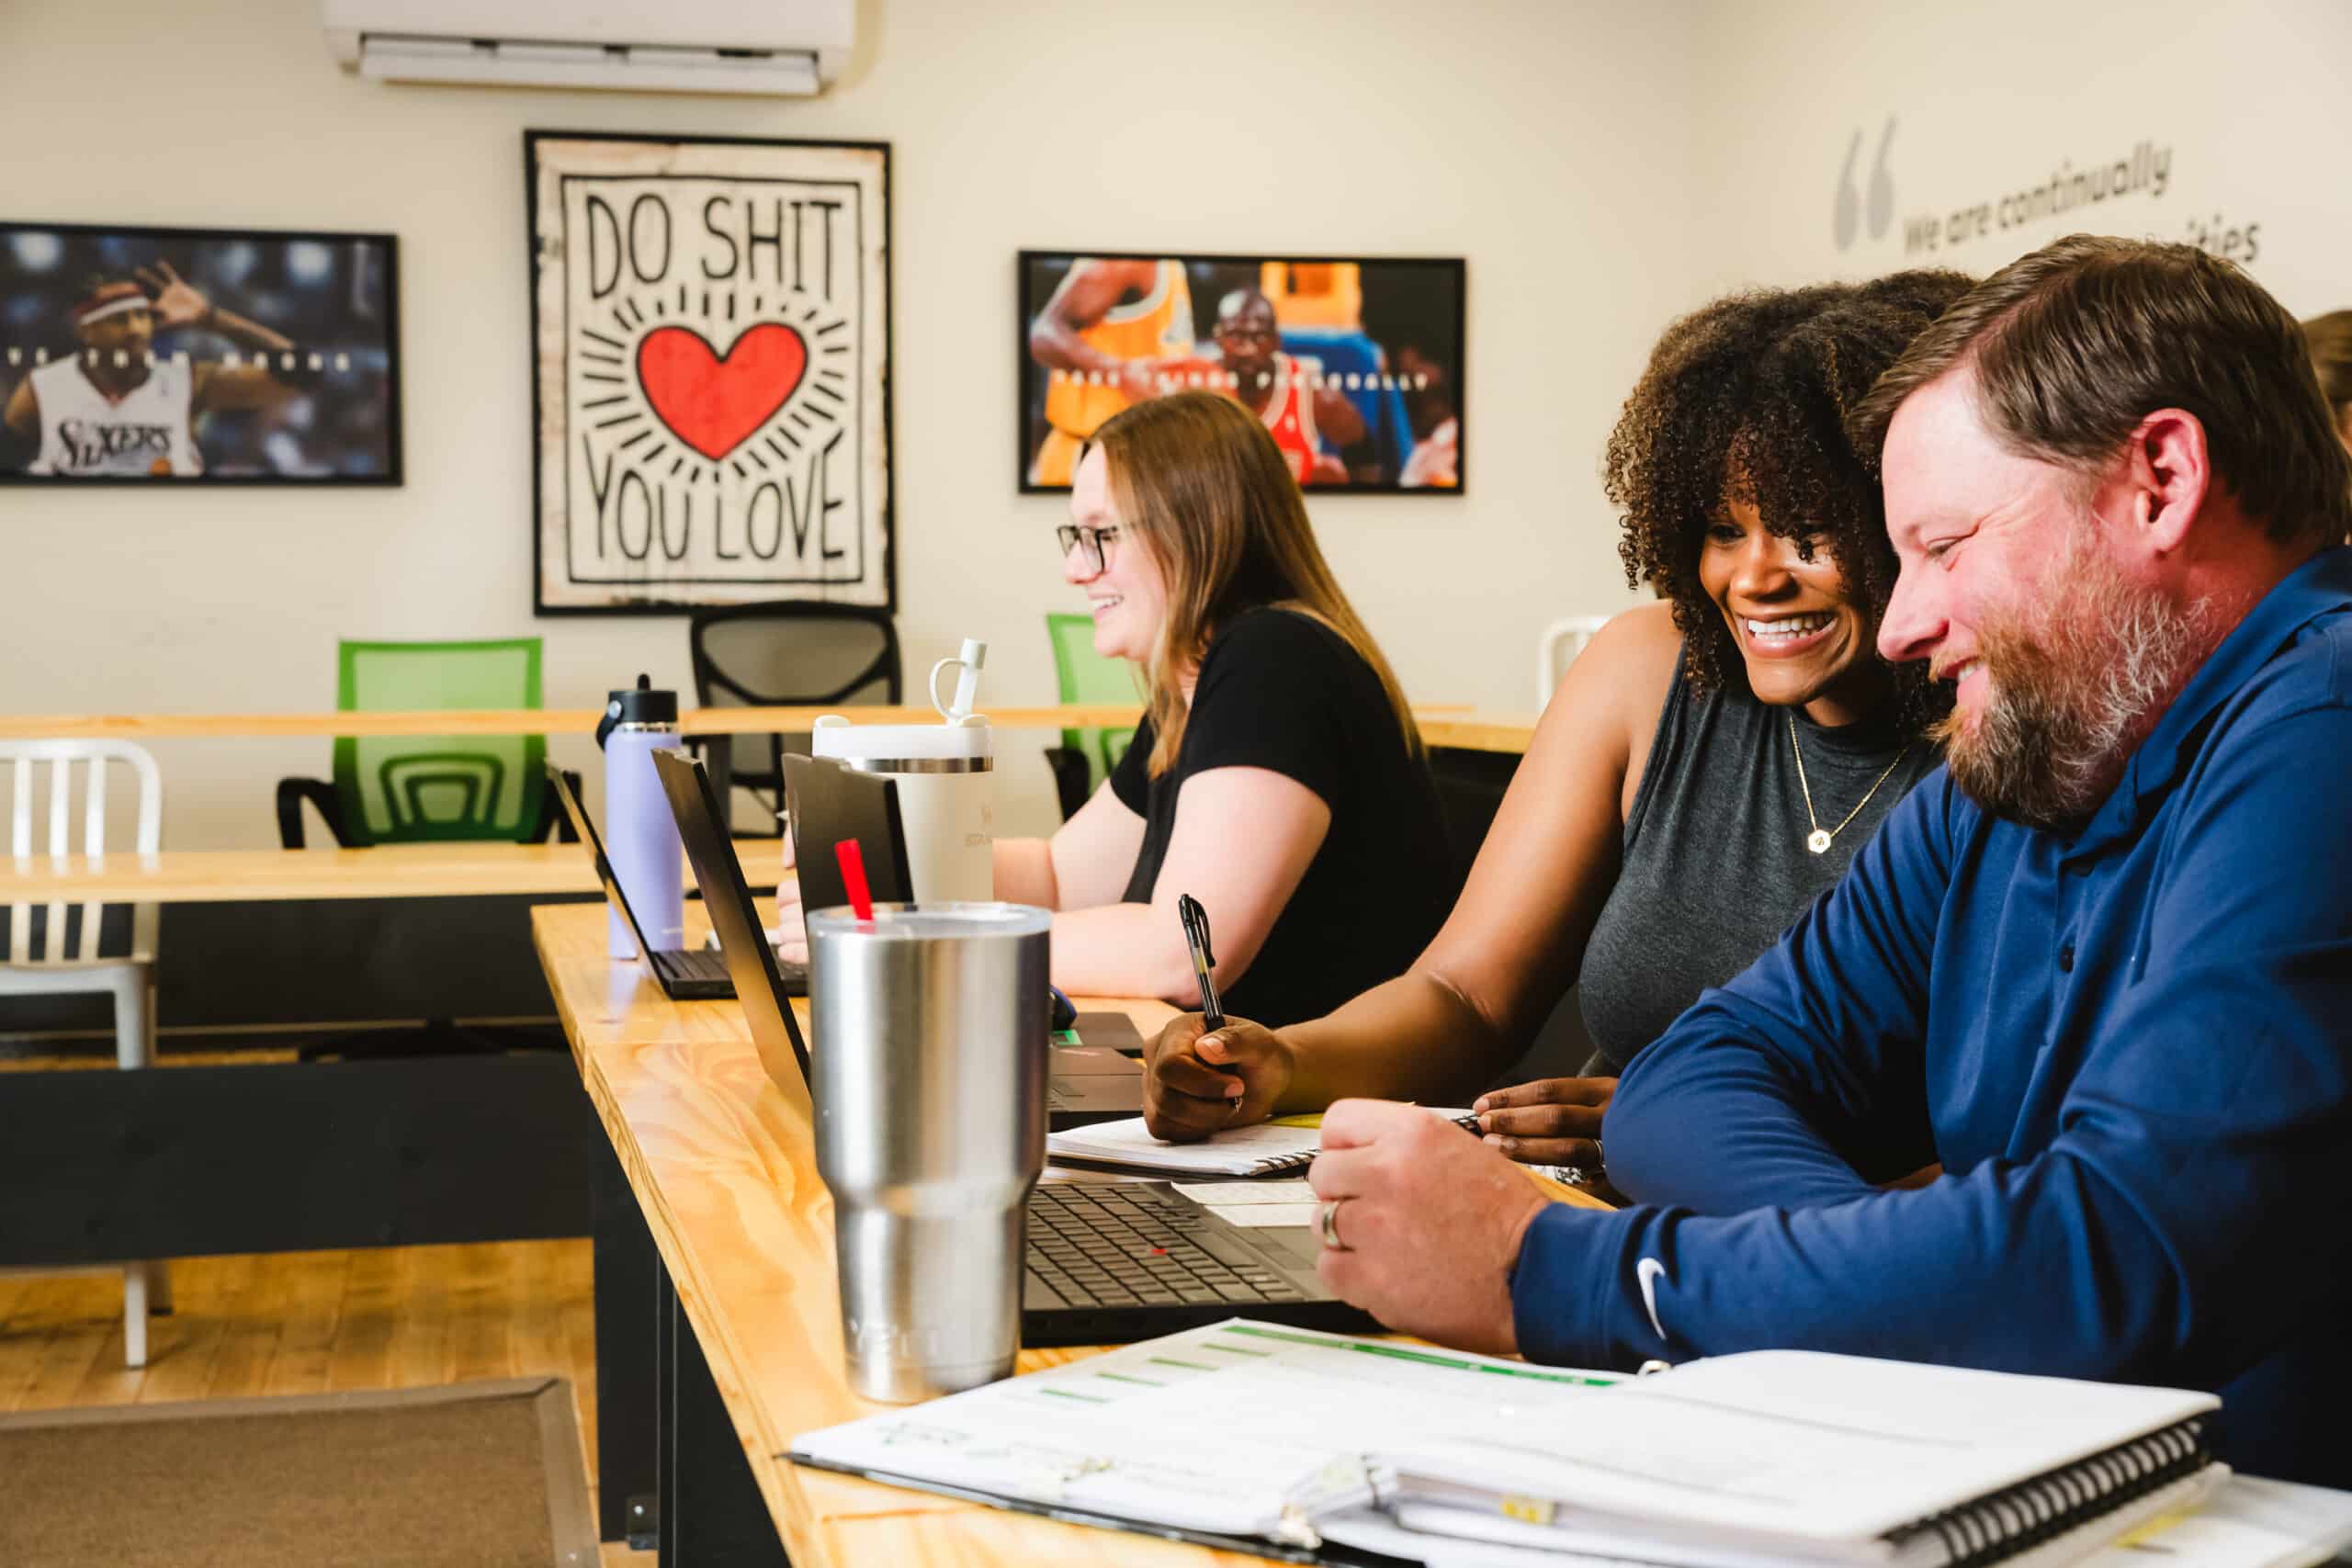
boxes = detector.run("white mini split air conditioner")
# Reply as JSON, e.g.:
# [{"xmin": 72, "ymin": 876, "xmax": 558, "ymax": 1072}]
[{"xmin": 322, "ymin": 0, "xmax": 855, "ymax": 96}]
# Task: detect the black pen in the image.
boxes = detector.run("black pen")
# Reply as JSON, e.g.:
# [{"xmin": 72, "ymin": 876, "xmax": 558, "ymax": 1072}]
[{"xmin": 1176, "ymin": 894, "xmax": 1226, "ymax": 1031}]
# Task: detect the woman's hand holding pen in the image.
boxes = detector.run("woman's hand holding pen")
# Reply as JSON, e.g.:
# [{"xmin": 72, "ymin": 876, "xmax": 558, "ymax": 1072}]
[{"xmin": 1142, "ymin": 1015, "xmax": 1294, "ymax": 1141}]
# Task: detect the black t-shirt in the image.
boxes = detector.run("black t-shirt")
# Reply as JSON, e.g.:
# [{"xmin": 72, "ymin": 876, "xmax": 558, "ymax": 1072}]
[{"xmin": 1109, "ymin": 607, "xmax": 1453, "ymax": 1028}]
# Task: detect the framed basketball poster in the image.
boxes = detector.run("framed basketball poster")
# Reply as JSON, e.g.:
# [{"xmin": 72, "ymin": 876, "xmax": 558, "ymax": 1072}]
[
  {"xmin": 527, "ymin": 131, "xmax": 892, "ymax": 615},
  {"xmin": 0, "ymin": 220, "xmax": 401, "ymax": 485},
  {"xmin": 1017, "ymin": 252, "xmax": 1463, "ymax": 495}
]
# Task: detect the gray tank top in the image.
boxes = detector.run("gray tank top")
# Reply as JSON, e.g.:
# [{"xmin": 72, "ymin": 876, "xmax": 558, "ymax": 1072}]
[{"xmin": 1577, "ymin": 648, "xmax": 1939, "ymax": 1070}]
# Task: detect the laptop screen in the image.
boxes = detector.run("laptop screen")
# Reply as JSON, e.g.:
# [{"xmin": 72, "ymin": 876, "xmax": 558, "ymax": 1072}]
[
  {"xmin": 545, "ymin": 762, "xmax": 661, "ymax": 964},
  {"xmin": 650, "ymin": 749, "xmax": 816, "ymax": 1093},
  {"xmin": 782, "ymin": 753, "xmax": 915, "ymax": 934}
]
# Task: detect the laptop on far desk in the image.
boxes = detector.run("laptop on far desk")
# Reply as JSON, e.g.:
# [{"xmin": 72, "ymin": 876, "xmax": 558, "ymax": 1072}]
[
  {"xmin": 660, "ymin": 748, "xmax": 1144, "ymax": 1125},
  {"xmin": 545, "ymin": 761, "xmax": 806, "ymax": 1001},
  {"xmin": 779, "ymin": 752, "xmax": 1145, "ymax": 1059},
  {"xmin": 648, "ymin": 745, "xmax": 1371, "ymax": 1348}
]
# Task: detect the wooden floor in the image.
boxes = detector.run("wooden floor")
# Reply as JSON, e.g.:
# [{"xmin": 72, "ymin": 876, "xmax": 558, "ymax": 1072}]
[{"xmin": 0, "ymin": 1240, "xmax": 648, "ymax": 1566}]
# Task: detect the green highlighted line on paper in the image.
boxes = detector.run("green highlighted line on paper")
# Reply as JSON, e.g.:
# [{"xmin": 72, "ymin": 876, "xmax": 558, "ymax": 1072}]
[{"xmin": 1222, "ymin": 1323, "xmax": 1622, "ymax": 1386}]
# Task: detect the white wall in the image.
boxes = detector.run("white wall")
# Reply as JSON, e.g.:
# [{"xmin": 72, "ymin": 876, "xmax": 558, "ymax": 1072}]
[
  {"xmin": 0, "ymin": 0, "xmax": 1704, "ymax": 848},
  {"xmin": 1687, "ymin": 0, "xmax": 2352, "ymax": 315}
]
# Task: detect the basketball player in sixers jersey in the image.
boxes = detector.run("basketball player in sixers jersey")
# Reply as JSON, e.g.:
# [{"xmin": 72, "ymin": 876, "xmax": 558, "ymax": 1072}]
[
  {"xmin": 4, "ymin": 265, "xmax": 299, "ymax": 477},
  {"xmin": 1027, "ymin": 256, "xmax": 1194, "ymax": 487},
  {"xmin": 1209, "ymin": 289, "xmax": 1364, "ymax": 486}
]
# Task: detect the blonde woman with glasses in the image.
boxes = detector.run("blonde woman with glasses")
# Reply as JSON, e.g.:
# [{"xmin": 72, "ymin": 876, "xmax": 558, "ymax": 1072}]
[{"xmin": 999, "ymin": 389, "xmax": 1452, "ymax": 1023}]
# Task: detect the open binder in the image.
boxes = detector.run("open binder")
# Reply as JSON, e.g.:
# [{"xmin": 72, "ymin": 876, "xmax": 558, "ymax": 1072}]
[{"xmin": 787, "ymin": 1320, "xmax": 2225, "ymax": 1568}]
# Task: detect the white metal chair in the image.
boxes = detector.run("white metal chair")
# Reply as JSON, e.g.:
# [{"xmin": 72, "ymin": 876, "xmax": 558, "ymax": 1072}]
[
  {"xmin": 0, "ymin": 739, "xmax": 171, "ymax": 1367},
  {"xmin": 1536, "ymin": 615, "xmax": 1611, "ymax": 710}
]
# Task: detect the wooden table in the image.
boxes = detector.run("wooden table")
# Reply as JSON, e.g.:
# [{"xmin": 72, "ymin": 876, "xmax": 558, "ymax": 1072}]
[
  {"xmin": 0, "ymin": 838, "xmax": 783, "ymax": 906},
  {"xmin": 530, "ymin": 901, "xmax": 1607, "ymax": 1564},
  {"xmin": 0, "ymin": 704, "xmax": 1148, "ymax": 740},
  {"xmin": 0, "ymin": 846, "xmax": 786, "ymax": 1285},
  {"xmin": 1419, "ymin": 711, "xmax": 1541, "ymax": 753},
  {"xmin": 0, "ymin": 704, "xmax": 1535, "ymax": 753}
]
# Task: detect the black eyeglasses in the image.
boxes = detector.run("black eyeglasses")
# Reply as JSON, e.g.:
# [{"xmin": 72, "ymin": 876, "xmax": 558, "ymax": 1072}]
[{"xmin": 1055, "ymin": 524, "xmax": 1120, "ymax": 574}]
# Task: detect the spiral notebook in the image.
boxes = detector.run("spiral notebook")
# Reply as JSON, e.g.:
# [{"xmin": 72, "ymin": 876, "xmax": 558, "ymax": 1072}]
[
  {"xmin": 1046, "ymin": 1108, "xmax": 1480, "ymax": 1178},
  {"xmin": 789, "ymin": 1319, "xmax": 2223, "ymax": 1568}
]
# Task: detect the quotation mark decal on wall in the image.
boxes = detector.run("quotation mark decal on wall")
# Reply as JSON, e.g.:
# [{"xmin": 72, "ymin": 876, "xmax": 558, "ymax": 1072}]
[{"xmin": 1834, "ymin": 117, "xmax": 1898, "ymax": 252}]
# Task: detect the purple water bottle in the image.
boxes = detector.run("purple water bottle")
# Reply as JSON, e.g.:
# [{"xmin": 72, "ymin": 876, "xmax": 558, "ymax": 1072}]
[{"xmin": 596, "ymin": 674, "xmax": 684, "ymax": 961}]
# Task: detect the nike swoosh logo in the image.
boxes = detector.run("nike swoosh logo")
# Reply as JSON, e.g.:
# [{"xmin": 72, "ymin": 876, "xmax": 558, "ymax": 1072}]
[{"xmin": 1635, "ymin": 1257, "xmax": 1668, "ymax": 1342}]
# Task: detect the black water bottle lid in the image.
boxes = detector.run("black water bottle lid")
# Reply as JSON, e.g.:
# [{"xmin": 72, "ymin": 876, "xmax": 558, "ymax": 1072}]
[{"xmin": 598, "ymin": 673, "xmax": 677, "ymax": 746}]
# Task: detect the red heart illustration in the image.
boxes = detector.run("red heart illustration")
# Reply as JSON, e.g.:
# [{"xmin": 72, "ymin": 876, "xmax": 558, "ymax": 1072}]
[{"xmin": 633, "ymin": 322, "xmax": 808, "ymax": 461}]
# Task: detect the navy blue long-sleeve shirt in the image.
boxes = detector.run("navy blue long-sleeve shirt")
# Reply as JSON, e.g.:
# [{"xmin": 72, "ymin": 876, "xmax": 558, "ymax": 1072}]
[{"xmin": 1510, "ymin": 547, "xmax": 2352, "ymax": 1486}]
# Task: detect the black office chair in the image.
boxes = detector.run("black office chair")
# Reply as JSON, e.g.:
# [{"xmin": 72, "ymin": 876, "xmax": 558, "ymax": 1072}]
[
  {"xmin": 687, "ymin": 602, "xmax": 902, "ymax": 835},
  {"xmin": 1043, "ymin": 745, "xmax": 1095, "ymax": 820}
]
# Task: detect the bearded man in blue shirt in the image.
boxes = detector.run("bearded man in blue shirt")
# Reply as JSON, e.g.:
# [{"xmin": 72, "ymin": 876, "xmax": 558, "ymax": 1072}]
[{"xmin": 1306, "ymin": 235, "xmax": 2352, "ymax": 1485}]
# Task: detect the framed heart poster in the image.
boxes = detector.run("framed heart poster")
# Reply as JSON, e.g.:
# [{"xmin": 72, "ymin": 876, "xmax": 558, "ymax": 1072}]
[{"xmin": 526, "ymin": 131, "xmax": 892, "ymax": 614}]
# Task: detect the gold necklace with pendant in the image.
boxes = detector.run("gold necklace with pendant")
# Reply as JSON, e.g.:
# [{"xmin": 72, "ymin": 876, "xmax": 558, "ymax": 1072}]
[{"xmin": 1787, "ymin": 710, "xmax": 1910, "ymax": 855}]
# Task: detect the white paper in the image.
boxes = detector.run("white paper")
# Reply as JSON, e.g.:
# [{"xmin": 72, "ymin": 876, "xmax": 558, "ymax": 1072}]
[
  {"xmin": 1385, "ymin": 1350, "xmax": 2215, "ymax": 1544},
  {"xmin": 2078, "ymin": 1473, "xmax": 2352, "ymax": 1568},
  {"xmin": 1377, "ymin": 1469, "xmax": 2224, "ymax": 1568},
  {"xmin": 789, "ymin": 1318, "xmax": 1619, "ymax": 1541},
  {"xmin": 1046, "ymin": 1117, "xmax": 1323, "ymax": 1176},
  {"xmin": 792, "ymin": 1325, "xmax": 2230, "ymax": 1565},
  {"xmin": 1209, "ymin": 1203, "xmax": 1321, "ymax": 1228},
  {"xmin": 1047, "ymin": 1109, "xmax": 1476, "ymax": 1177},
  {"xmin": 1172, "ymin": 1180, "xmax": 1317, "ymax": 1204}
]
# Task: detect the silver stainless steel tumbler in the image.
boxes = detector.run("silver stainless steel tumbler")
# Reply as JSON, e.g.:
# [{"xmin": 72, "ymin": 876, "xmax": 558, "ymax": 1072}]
[{"xmin": 806, "ymin": 901, "xmax": 1050, "ymax": 1402}]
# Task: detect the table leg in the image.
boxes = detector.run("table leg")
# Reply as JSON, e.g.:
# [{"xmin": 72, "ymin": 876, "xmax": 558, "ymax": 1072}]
[
  {"xmin": 594, "ymin": 1132, "xmax": 662, "ymax": 1547},
  {"xmin": 660, "ymin": 1261, "xmax": 788, "ymax": 1565}
]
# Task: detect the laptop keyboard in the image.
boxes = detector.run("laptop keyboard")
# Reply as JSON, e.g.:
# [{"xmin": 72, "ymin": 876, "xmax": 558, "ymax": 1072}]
[
  {"xmin": 1027, "ymin": 1184, "xmax": 1310, "ymax": 1311},
  {"xmin": 654, "ymin": 947, "xmax": 729, "ymax": 982},
  {"xmin": 654, "ymin": 946, "xmax": 808, "ymax": 987}
]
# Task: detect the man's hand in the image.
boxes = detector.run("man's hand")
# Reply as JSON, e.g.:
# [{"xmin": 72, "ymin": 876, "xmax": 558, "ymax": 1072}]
[
  {"xmin": 1472, "ymin": 1077, "xmax": 1615, "ymax": 1168},
  {"xmin": 1307, "ymin": 1099, "xmax": 1546, "ymax": 1355},
  {"xmin": 135, "ymin": 261, "xmax": 211, "ymax": 329},
  {"xmin": 1141, "ymin": 1014, "xmax": 1293, "ymax": 1141}
]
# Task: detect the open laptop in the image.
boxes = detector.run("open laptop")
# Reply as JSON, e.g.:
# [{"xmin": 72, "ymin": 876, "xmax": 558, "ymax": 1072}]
[
  {"xmin": 780, "ymin": 752, "xmax": 1145, "ymax": 1059},
  {"xmin": 649, "ymin": 745, "xmax": 1371, "ymax": 1347},
  {"xmin": 546, "ymin": 761, "xmax": 806, "ymax": 1000},
  {"xmin": 663, "ymin": 748, "xmax": 1142, "ymax": 1124}
]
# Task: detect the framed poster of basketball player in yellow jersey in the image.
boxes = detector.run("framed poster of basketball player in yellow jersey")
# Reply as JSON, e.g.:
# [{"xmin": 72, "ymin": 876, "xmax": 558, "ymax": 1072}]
[
  {"xmin": 0, "ymin": 220, "xmax": 401, "ymax": 485},
  {"xmin": 1017, "ymin": 251, "xmax": 1464, "ymax": 494}
]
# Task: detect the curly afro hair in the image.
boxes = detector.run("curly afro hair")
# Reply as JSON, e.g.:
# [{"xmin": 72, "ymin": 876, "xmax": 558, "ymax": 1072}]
[{"xmin": 1606, "ymin": 271, "xmax": 1975, "ymax": 734}]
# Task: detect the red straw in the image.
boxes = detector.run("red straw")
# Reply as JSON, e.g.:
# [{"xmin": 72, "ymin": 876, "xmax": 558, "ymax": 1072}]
[{"xmin": 834, "ymin": 839, "xmax": 875, "ymax": 921}]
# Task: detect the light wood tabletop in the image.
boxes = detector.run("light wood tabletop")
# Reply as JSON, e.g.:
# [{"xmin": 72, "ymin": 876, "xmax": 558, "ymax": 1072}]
[
  {"xmin": 1418, "ymin": 712, "xmax": 1542, "ymax": 752},
  {"xmin": 529, "ymin": 900, "xmax": 1607, "ymax": 1565},
  {"xmin": 0, "ymin": 838, "xmax": 786, "ymax": 905},
  {"xmin": 0, "ymin": 704, "xmax": 1148, "ymax": 741},
  {"xmin": 0, "ymin": 704, "xmax": 1532, "ymax": 752}
]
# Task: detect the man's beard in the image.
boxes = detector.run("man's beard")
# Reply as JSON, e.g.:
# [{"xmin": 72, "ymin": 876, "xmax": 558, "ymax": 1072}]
[{"xmin": 1931, "ymin": 526, "xmax": 2215, "ymax": 831}]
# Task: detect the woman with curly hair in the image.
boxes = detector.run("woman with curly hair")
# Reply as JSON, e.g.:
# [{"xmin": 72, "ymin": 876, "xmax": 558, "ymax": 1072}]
[
  {"xmin": 1139, "ymin": 273, "xmax": 1971, "ymax": 1174},
  {"xmin": 2304, "ymin": 310, "xmax": 2352, "ymax": 452}
]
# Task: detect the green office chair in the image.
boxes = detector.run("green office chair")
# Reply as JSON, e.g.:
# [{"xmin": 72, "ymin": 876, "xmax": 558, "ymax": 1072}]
[
  {"xmin": 277, "ymin": 638, "xmax": 573, "ymax": 848},
  {"xmin": 273, "ymin": 638, "xmax": 574, "ymax": 1062},
  {"xmin": 1044, "ymin": 613, "xmax": 1140, "ymax": 819}
]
